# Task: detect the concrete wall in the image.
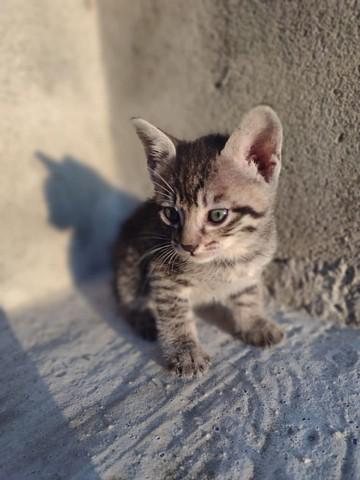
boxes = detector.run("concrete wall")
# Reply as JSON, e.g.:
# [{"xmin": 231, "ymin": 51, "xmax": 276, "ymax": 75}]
[
  {"xmin": 0, "ymin": 0, "xmax": 133, "ymax": 310},
  {"xmin": 98, "ymin": 0, "xmax": 360, "ymax": 324},
  {"xmin": 1, "ymin": 1, "xmax": 359, "ymax": 324}
]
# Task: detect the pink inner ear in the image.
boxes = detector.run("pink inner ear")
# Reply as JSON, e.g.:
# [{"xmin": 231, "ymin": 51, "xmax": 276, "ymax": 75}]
[{"xmin": 249, "ymin": 139, "xmax": 277, "ymax": 182}]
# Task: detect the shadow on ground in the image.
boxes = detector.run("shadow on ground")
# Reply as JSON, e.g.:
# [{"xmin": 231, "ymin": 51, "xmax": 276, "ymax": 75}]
[{"xmin": 0, "ymin": 307, "xmax": 101, "ymax": 480}]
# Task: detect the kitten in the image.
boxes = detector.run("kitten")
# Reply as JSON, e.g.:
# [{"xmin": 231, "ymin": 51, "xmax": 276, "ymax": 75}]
[{"xmin": 114, "ymin": 106, "xmax": 284, "ymax": 378}]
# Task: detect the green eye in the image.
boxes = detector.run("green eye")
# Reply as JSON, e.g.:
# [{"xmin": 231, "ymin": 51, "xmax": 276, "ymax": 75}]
[
  {"xmin": 163, "ymin": 206, "xmax": 180, "ymax": 225},
  {"xmin": 208, "ymin": 208, "xmax": 228, "ymax": 224}
]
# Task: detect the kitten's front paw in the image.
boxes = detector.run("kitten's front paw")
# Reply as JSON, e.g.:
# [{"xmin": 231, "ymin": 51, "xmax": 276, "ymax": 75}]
[
  {"xmin": 167, "ymin": 345, "xmax": 210, "ymax": 378},
  {"xmin": 236, "ymin": 318, "xmax": 284, "ymax": 347}
]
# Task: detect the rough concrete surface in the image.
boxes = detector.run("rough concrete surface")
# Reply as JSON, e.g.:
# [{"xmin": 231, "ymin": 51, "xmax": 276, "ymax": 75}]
[
  {"xmin": 1, "ymin": 1, "xmax": 360, "ymax": 479},
  {"xmin": 0, "ymin": 0, "xmax": 116, "ymax": 309},
  {"xmin": 97, "ymin": 0, "xmax": 360, "ymax": 324},
  {"xmin": 2, "ymin": 279, "xmax": 360, "ymax": 479}
]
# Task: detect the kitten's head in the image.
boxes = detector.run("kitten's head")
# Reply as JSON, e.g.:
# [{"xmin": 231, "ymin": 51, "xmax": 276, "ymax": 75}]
[{"xmin": 132, "ymin": 106, "xmax": 282, "ymax": 264}]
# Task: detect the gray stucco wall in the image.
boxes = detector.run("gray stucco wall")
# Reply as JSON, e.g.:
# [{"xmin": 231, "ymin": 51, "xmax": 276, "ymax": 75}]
[
  {"xmin": 98, "ymin": 0, "xmax": 360, "ymax": 324},
  {"xmin": 0, "ymin": 0, "xmax": 125, "ymax": 310},
  {"xmin": 1, "ymin": 1, "xmax": 359, "ymax": 324}
]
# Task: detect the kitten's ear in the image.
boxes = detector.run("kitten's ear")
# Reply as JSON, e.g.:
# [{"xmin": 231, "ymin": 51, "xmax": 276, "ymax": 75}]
[
  {"xmin": 222, "ymin": 106, "xmax": 283, "ymax": 183},
  {"xmin": 131, "ymin": 118, "xmax": 177, "ymax": 171}
]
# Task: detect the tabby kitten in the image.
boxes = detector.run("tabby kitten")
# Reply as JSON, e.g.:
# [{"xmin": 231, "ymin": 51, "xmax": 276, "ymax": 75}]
[{"xmin": 114, "ymin": 106, "xmax": 284, "ymax": 377}]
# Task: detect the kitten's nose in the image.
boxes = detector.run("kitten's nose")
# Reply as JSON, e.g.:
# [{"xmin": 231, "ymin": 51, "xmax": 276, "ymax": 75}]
[{"xmin": 181, "ymin": 243, "xmax": 199, "ymax": 255}]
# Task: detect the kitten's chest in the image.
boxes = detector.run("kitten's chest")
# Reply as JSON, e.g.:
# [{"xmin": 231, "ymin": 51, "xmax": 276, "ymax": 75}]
[{"xmin": 189, "ymin": 263, "xmax": 258, "ymax": 306}]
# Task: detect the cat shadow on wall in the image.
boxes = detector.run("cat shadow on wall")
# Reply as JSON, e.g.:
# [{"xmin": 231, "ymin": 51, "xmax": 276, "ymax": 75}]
[
  {"xmin": 37, "ymin": 152, "xmax": 139, "ymax": 283},
  {"xmin": 37, "ymin": 152, "xmax": 150, "ymax": 341}
]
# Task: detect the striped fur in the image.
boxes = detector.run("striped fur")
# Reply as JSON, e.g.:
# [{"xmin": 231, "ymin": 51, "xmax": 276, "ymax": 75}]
[{"xmin": 114, "ymin": 106, "xmax": 284, "ymax": 377}]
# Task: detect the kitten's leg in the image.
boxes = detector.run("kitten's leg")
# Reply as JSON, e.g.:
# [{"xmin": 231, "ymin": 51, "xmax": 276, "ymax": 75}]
[
  {"xmin": 124, "ymin": 302, "xmax": 158, "ymax": 341},
  {"xmin": 227, "ymin": 283, "xmax": 284, "ymax": 347},
  {"xmin": 151, "ymin": 283, "xmax": 210, "ymax": 377},
  {"xmin": 115, "ymin": 247, "xmax": 157, "ymax": 341}
]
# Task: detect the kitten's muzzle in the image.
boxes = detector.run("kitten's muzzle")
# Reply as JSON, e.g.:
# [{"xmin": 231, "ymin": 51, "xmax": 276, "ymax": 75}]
[{"xmin": 180, "ymin": 243, "xmax": 199, "ymax": 255}]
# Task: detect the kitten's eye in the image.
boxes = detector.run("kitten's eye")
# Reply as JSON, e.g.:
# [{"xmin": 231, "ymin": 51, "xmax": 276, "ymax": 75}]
[
  {"xmin": 208, "ymin": 208, "xmax": 228, "ymax": 224},
  {"xmin": 163, "ymin": 206, "xmax": 180, "ymax": 225}
]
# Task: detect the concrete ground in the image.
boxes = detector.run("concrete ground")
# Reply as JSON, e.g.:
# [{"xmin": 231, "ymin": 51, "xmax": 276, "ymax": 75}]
[{"xmin": 2, "ymin": 277, "xmax": 360, "ymax": 479}]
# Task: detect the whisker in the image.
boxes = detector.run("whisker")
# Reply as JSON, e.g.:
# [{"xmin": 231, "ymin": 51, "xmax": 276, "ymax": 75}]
[
  {"xmin": 151, "ymin": 179, "xmax": 174, "ymax": 198},
  {"xmin": 137, "ymin": 243, "xmax": 170, "ymax": 265},
  {"xmin": 168, "ymin": 250, "xmax": 178, "ymax": 273},
  {"xmin": 149, "ymin": 168, "xmax": 175, "ymax": 197},
  {"xmin": 150, "ymin": 168, "xmax": 175, "ymax": 192},
  {"xmin": 155, "ymin": 246, "xmax": 172, "ymax": 265},
  {"xmin": 158, "ymin": 248, "xmax": 177, "ymax": 272},
  {"xmin": 152, "ymin": 187, "xmax": 174, "ymax": 204}
]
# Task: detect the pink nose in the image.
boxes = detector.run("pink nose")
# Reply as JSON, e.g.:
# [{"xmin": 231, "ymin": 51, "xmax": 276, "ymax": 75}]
[{"xmin": 181, "ymin": 243, "xmax": 198, "ymax": 254}]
